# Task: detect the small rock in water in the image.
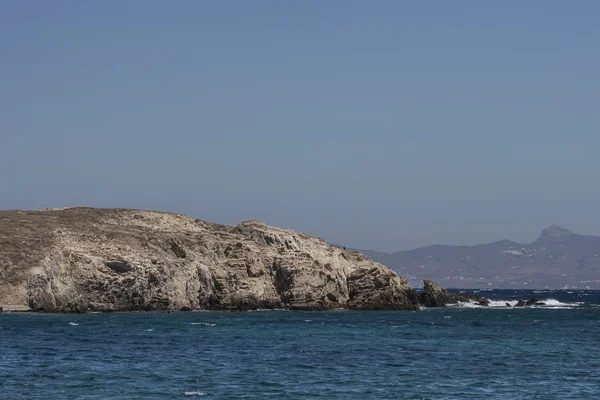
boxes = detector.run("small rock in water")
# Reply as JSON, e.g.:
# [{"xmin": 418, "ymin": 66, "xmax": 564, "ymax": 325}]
[
  {"xmin": 418, "ymin": 280, "xmax": 490, "ymax": 307},
  {"xmin": 515, "ymin": 298, "xmax": 544, "ymax": 307}
]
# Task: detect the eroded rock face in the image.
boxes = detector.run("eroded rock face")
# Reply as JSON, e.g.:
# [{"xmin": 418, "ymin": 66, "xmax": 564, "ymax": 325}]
[
  {"xmin": 0, "ymin": 208, "xmax": 419, "ymax": 312},
  {"xmin": 419, "ymin": 280, "xmax": 452, "ymax": 307}
]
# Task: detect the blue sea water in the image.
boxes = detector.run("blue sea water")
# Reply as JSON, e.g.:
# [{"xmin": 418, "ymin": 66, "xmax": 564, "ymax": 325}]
[{"xmin": 1, "ymin": 290, "xmax": 600, "ymax": 399}]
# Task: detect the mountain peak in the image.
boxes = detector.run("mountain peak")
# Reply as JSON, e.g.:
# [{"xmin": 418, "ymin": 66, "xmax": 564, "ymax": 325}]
[{"xmin": 538, "ymin": 224, "xmax": 573, "ymax": 240}]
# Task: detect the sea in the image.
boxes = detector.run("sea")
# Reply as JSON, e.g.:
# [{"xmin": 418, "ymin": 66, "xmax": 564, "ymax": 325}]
[{"xmin": 1, "ymin": 289, "xmax": 599, "ymax": 399}]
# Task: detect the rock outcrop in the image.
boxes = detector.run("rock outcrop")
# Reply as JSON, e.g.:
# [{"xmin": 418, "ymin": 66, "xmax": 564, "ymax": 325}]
[
  {"xmin": 515, "ymin": 298, "xmax": 546, "ymax": 307},
  {"xmin": 537, "ymin": 225, "xmax": 573, "ymax": 240},
  {"xmin": 0, "ymin": 207, "xmax": 420, "ymax": 312},
  {"xmin": 418, "ymin": 280, "xmax": 489, "ymax": 307}
]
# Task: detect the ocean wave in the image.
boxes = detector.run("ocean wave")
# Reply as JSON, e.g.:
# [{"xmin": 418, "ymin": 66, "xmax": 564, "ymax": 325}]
[
  {"xmin": 191, "ymin": 322, "xmax": 216, "ymax": 326},
  {"xmin": 68, "ymin": 322, "xmax": 79, "ymax": 326},
  {"xmin": 539, "ymin": 299, "xmax": 579, "ymax": 307},
  {"xmin": 453, "ymin": 298, "xmax": 581, "ymax": 309},
  {"xmin": 448, "ymin": 300, "xmax": 512, "ymax": 308},
  {"xmin": 184, "ymin": 391, "xmax": 206, "ymax": 396}
]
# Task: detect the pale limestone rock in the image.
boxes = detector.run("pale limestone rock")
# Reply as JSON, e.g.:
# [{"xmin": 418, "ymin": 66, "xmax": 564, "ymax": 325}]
[{"xmin": 0, "ymin": 208, "xmax": 419, "ymax": 312}]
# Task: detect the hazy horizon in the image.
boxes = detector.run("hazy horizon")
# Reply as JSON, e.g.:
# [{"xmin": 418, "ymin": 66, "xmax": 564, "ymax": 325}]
[{"xmin": 2, "ymin": 1, "xmax": 600, "ymax": 251}]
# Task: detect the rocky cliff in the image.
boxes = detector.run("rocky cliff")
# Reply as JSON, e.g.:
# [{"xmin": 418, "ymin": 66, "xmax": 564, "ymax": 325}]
[{"xmin": 0, "ymin": 208, "xmax": 421, "ymax": 312}]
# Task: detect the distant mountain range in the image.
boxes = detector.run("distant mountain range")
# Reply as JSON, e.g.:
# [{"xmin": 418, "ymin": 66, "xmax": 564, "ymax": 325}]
[{"xmin": 352, "ymin": 225, "xmax": 600, "ymax": 289}]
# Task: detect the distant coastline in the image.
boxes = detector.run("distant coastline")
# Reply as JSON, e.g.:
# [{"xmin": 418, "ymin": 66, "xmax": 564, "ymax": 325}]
[{"xmin": 354, "ymin": 225, "xmax": 600, "ymax": 289}]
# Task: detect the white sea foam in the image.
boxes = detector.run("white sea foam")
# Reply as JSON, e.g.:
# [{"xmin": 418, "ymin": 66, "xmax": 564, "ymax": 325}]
[
  {"xmin": 184, "ymin": 392, "xmax": 206, "ymax": 396},
  {"xmin": 452, "ymin": 302, "xmax": 484, "ymax": 309},
  {"xmin": 190, "ymin": 322, "xmax": 216, "ymax": 326},
  {"xmin": 145, "ymin": 328, "xmax": 154, "ymax": 332},
  {"xmin": 68, "ymin": 322, "xmax": 79, "ymax": 326},
  {"xmin": 534, "ymin": 299, "xmax": 580, "ymax": 307},
  {"xmin": 454, "ymin": 298, "xmax": 581, "ymax": 309},
  {"xmin": 489, "ymin": 300, "xmax": 518, "ymax": 307}
]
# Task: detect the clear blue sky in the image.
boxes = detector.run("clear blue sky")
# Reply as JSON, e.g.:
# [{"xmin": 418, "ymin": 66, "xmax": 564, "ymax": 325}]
[{"xmin": 2, "ymin": 1, "xmax": 599, "ymax": 251}]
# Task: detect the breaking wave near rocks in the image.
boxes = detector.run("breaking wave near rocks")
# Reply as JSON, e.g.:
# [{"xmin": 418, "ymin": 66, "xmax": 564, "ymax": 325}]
[
  {"xmin": 447, "ymin": 289, "xmax": 599, "ymax": 309},
  {"xmin": 454, "ymin": 299, "xmax": 582, "ymax": 309}
]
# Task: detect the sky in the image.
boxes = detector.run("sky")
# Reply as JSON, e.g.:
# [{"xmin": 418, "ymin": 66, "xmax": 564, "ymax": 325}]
[{"xmin": 1, "ymin": 1, "xmax": 600, "ymax": 251}]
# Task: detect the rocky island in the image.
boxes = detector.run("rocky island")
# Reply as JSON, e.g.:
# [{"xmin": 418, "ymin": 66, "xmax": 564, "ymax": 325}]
[{"xmin": 0, "ymin": 207, "xmax": 483, "ymax": 313}]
